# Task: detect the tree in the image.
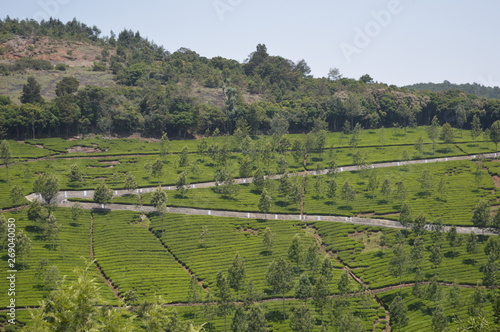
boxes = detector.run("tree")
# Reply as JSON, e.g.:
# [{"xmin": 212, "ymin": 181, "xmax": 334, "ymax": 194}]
[
  {"xmin": 417, "ymin": 169, "xmax": 433, "ymax": 193},
  {"xmin": 252, "ymin": 168, "xmax": 266, "ymax": 191},
  {"xmin": 428, "ymin": 116, "xmax": 440, "ymax": 150},
  {"xmin": 447, "ymin": 226, "xmax": 460, "ymax": 253},
  {"xmin": 151, "ymin": 159, "xmax": 164, "ymax": 182},
  {"xmin": 429, "ymin": 244, "xmax": 443, "ymax": 268},
  {"xmin": 320, "ymin": 257, "xmax": 334, "ymax": 281},
  {"xmin": 289, "ymin": 303, "xmax": 315, "ymax": 332},
  {"xmin": 151, "ymin": 186, "xmax": 168, "ymax": 212},
  {"xmin": 0, "ymin": 140, "xmax": 12, "ymax": 183},
  {"xmin": 16, "ymin": 230, "xmax": 32, "ymax": 267},
  {"xmin": 380, "ymin": 178, "xmax": 391, "ymax": 200},
  {"xmin": 359, "ymin": 74, "xmax": 373, "ymax": 84},
  {"xmin": 326, "ymin": 178, "xmax": 337, "ymax": 203},
  {"xmin": 338, "ymin": 270, "xmax": 350, "ymax": 295},
  {"xmin": 93, "ymin": 182, "xmax": 113, "ymax": 207},
  {"xmin": 471, "ymin": 200, "xmax": 491, "ymax": 234},
  {"xmin": 412, "ymin": 213, "xmax": 427, "ymax": 236},
  {"xmin": 389, "ymin": 243, "xmax": 408, "ymax": 285},
  {"xmin": 55, "ymin": 77, "xmax": 79, "ymax": 96},
  {"xmin": 414, "ymin": 136, "xmax": 424, "ymax": 158},
  {"xmin": 216, "ymin": 271, "xmax": 233, "ymax": 332},
  {"xmin": 258, "ymin": 189, "xmax": 272, "ymax": 215},
  {"xmin": 484, "ymin": 237, "xmax": 500, "ymax": 259},
  {"xmin": 228, "ymin": 253, "xmax": 246, "ymax": 298},
  {"xmin": 328, "ymin": 67, "xmax": 342, "ymax": 80},
  {"xmin": 431, "ymin": 303, "xmax": 447, "ymax": 332},
  {"xmin": 199, "ymin": 225, "xmax": 209, "ymax": 248},
  {"xmin": 68, "ymin": 164, "xmax": 84, "ymax": 183},
  {"xmin": 490, "ymin": 120, "xmax": 500, "ymax": 152},
  {"xmin": 295, "ymin": 273, "xmax": 312, "ymax": 302},
  {"xmin": 20, "ymin": 76, "xmax": 44, "ymax": 104},
  {"xmin": 304, "ymin": 241, "xmax": 321, "ymax": 273},
  {"xmin": 389, "ymin": 295, "xmax": 408, "ymax": 330},
  {"xmin": 466, "ymin": 231, "xmax": 478, "ymax": 254},
  {"xmin": 0, "ymin": 215, "xmax": 7, "ymax": 249},
  {"xmin": 448, "ymin": 281, "xmax": 462, "ymax": 313},
  {"xmin": 266, "ymin": 257, "xmax": 294, "ymax": 319},
  {"xmin": 187, "ymin": 275, "xmax": 202, "ymax": 313},
  {"xmin": 312, "ymin": 275, "xmax": 329, "ymax": 315},
  {"xmin": 33, "ymin": 173, "xmax": 60, "ymax": 208},
  {"xmin": 440, "ymin": 123, "xmax": 454, "ymax": 151},
  {"xmin": 45, "ymin": 213, "xmax": 60, "ymax": 250},
  {"xmin": 398, "ymin": 202, "xmax": 412, "ymax": 226},
  {"xmin": 160, "ymin": 133, "xmax": 170, "ymax": 158},
  {"xmin": 175, "ymin": 171, "xmax": 189, "ymax": 196},
  {"xmin": 288, "ymin": 234, "xmax": 302, "ymax": 268},
  {"xmin": 246, "ymin": 304, "xmax": 267, "ymax": 332},
  {"xmin": 471, "ymin": 114, "xmax": 482, "ymax": 140},
  {"xmin": 262, "ymin": 227, "xmax": 274, "ymax": 253},
  {"xmin": 10, "ymin": 184, "xmax": 24, "ymax": 206},
  {"xmin": 394, "ymin": 181, "xmax": 406, "ymax": 201},
  {"xmin": 482, "ymin": 253, "xmax": 498, "ymax": 287},
  {"xmin": 231, "ymin": 307, "xmax": 247, "ymax": 332},
  {"xmin": 411, "ymin": 237, "xmax": 425, "ymax": 270},
  {"xmin": 340, "ymin": 180, "xmax": 356, "ymax": 207},
  {"xmin": 179, "ymin": 146, "xmax": 189, "ymax": 167},
  {"xmin": 124, "ymin": 173, "xmax": 138, "ymax": 193}
]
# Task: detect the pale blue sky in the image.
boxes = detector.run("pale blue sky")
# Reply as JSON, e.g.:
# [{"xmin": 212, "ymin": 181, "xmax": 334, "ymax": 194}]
[{"xmin": 2, "ymin": 0, "xmax": 499, "ymax": 87}]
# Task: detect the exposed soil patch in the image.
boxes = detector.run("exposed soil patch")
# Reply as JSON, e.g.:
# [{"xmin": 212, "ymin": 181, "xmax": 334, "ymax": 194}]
[
  {"xmin": 67, "ymin": 146, "xmax": 103, "ymax": 153},
  {"xmin": 237, "ymin": 226, "xmax": 259, "ymax": 235},
  {"xmin": 98, "ymin": 160, "xmax": 120, "ymax": 165},
  {"xmin": 94, "ymin": 177, "xmax": 107, "ymax": 181},
  {"xmin": 492, "ymin": 175, "xmax": 500, "ymax": 188}
]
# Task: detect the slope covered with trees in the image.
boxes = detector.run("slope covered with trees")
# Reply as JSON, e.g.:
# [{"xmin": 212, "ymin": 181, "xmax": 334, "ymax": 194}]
[{"xmin": 1, "ymin": 17, "xmax": 500, "ymax": 140}]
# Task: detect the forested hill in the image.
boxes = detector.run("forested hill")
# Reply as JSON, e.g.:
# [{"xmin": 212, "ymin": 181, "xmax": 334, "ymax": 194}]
[
  {"xmin": 1, "ymin": 17, "xmax": 500, "ymax": 140},
  {"xmin": 404, "ymin": 81, "xmax": 500, "ymax": 100}
]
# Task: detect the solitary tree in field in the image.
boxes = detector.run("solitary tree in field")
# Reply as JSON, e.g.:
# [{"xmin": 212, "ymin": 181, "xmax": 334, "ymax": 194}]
[
  {"xmin": 326, "ymin": 178, "xmax": 337, "ymax": 204},
  {"xmin": 151, "ymin": 159, "xmax": 164, "ymax": 182},
  {"xmin": 440, "ymin": 123, "xmax": 455, "ymax": 152},
  {"xmin": 21, "ymin": 76, "xmax": 44, "ymax": 104},
  {"xmin": 68, "ymin": 164, "xmax": 84, "ymax": 183},
  {"xmin": 124, "ymin": 173, "xmax": 138, "ymax": 193},
  {"xmin": 246, "ymin": 304, "xmax": 267, "ymax": 332},
  {"xmin": 216, "ymin": 271, "xmax": 233, "ymax": 332},
  {"xmin": 313, "ymin": 275, "xmax": 330, "ymax": 315},
  {"xmin": 159, "ymin": 133, "xmax": 170, "ymax": 159},
  {"xmin": 10, "ymin": 184, "xmax": 23, "ymax": 206},
  {"xmin": 16, "ymin": 230, "xmax": 32, "ymax": 268},
  {"xmin": 490, "ymin": 120, "xmax": 500, "ymax": 152},
  {"xmin": 93, "ymin": 182, "xmax": 113, "ymax": 208},
  {"xmin": 466, "ymin": 232, "xmax": 478, "ymax": 254},
  {"xmin": 231, "ymin": 307, "xmax": 246, "ymax": 332},
  {"xmin": 175, "ymin": 171, "xmax": 189, "ymax": 197},
  {"xmin": 179, "ymin": 146, "xmax": 189, "ymax": 167},
  {"xmin": 228, "ymin": 252, "xmax": 246, "ymax": 298},
  {"xmin": 266, "ymin": 257, "xmax": 294, "ymax": 319},
  {"xmin": 417, "ymin": 169, "xmax": 433, "ymax": 194},
  {"xmin": 471, "ymin": 200, "xmax": 491, "ymax": 235},
  {"xmin": 380, "ymin": 178, "xmax": 391, "ymax": 201},
  {"xmin": 320, "ymin": 257, "xmax": 334, "ymax": 281},
  {"xmin": 288, "ymin": 234, "xmax": 302, "ymax": 269},
  {"xmin": 258, "ymin": 189, "xmax": 272, "ymax": 216},
  {"xmin": 414, "ymin": 136, "xmax": 424, "ymax": 158},
  {"xmin": 0, "ymin": 140, "xmax": 12, "ymax": 183},
  {"xmin": 389, "ymin": 243, "xmax": 409, "ymax": 285},
  {"xmin": 428, "ymin": 116, "xmax": 440, "ymax": 150},
  {"xmin": 262, "ymin": 227, "xmax": 275, "ymax": 253},
  {"xmin": 338, "ymin": 270, "xmax": 350, "ymax": 295},
  {"xmin": 341, "ymin": 180, "xmax": 356, "ymax": 207},
  {"xmin": 33, "ymin": 173, "xmax": 60, "ymax": 208},
  {"xmin": 471, "ymin": 114, "xmax": 482, "ymax": 140},
  {"xmin": 429, "ymin": 244, "xmax": 443, "ymax": 268}
]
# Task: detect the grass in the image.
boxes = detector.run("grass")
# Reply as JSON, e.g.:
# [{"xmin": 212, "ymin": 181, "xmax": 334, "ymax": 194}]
[
  {"xmin": 0, "ymin": 208, "xmax": 117, "ymax": 308},
  {"xmin": 105, "ymin": 159, "xmax": 494, "ymax": 226}
]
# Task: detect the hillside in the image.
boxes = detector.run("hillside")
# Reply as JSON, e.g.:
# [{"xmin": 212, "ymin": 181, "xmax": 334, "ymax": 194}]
[
  {"xmin": 404, "ymin": 80, "xmax": 500, "ymax": 99},
  {"xmin": 1, "ymin": 17, "xmax": 500, "ymax": 141}
]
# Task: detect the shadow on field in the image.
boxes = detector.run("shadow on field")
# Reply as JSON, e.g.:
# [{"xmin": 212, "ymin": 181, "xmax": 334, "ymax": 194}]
[
  {"xmin": 463, "ymin": 258, "xmax": 477, "ymax": 265},
  {"xmin": 266, "ymin": 310, "xmax": 285, "ymax": 322}
]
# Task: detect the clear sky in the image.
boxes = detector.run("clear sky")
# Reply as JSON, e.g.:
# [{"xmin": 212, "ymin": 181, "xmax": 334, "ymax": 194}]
[{"xmin": 2, "ymin": 0, "xmax": 499, "ymax": 87}]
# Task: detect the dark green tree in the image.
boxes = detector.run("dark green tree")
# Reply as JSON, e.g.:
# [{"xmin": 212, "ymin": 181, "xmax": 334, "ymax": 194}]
[
  {"xmin": 266, "ymin": 257, "xmax": 294, "ymax": 319},
  {"xmin": 228, "ymin": 252, "xmax": 246, "ymax": 298},
  {"xmin": 431, "ymin": 303, "xmax": 447, "ymax": 332},
  {"xmin": 389, "ymin": 295, "xmax": 409, "ymax": 330},
  {"xmin": 262, "ymin": 227, "xmax": 275, "ymax": 253},
  {"xmin": 490, "ymin": 120, "xmax": 500, "ymax": 152},
  {"xmin": 258, "ymin": 189, "xmax": 272, "ymax": 215},
  {"xmin": 389, "ymin": 243, "xmax": 409, "ymax": 285},
  {"xmin": 288, "ymin": 234, "xmax": 302, "ymax": 269},
  {"xmin": 289, "ymin": 303, "xmax": 315, "ymax": 332},
  {"xmin": 20, "ymin": 76, "xmax": 44, "ymax": 104},
  {"xmin": 93, "ymin": 182, "xmax": 113, "ymax": 208},
  {"xmin": 55, "ymin": 77, "xmax": 79, "ymax": 96},
  {"xmin": 33, "ymin": 173, "xmax": 60, "ymax": 208},
  {"xmin": 295, "ymin": 273, "xmax": 312, "ymax": 302},
  {"xmin": 0, "ymin": 140, "xmax": 12, "ymax": 183}
]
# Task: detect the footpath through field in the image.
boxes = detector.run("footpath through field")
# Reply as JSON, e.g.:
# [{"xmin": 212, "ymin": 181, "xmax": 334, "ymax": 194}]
[{"xmin": 25, "ymin": 151, "xmax": 498, "ymax": 235}]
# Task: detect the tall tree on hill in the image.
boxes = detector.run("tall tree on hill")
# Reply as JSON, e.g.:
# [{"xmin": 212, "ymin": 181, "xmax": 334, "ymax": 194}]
[
  {"xmin": 228, "ymin": 253, "xmax": 246, "ymax": 299},
  {"xmin": 389, "ymin": 243, "xmax": 409, "ymax": 285},
  {"xmin": 262, "ymin": 227, "xmax": 275, "ymax": 253},
  {"xmin": 440, "ymin": 123, "xmax": 454, "ymax": 152},
  {"xmin": 266, "ymin": 257, "xmax": 294, "ymax": 319},
  {"xmin": 216, "ymin": 271, "xmax": 233, "ymax": 332},
  {"xmin": 471, "ymin": 114, "xmax": 482, "ymax": 140},
  {"xmin": 288, "ymin": 234, "xmax": 302, "ymax": 269},
  {"xmin": 20, "ymin": 76, "xmax": 44, "ymax": 105}
]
